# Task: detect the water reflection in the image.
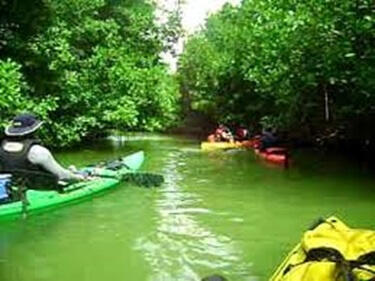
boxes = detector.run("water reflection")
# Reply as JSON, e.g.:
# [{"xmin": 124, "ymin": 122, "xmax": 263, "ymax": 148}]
[{"xmin": 136, "ymin": 150, "xmax": 254, "ymax": 281}]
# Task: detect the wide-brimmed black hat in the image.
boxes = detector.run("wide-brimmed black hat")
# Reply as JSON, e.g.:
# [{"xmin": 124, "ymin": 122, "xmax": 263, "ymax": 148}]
[{"xmin": 5, "ymin": 113, "xmax": 43, "ymax": 136}]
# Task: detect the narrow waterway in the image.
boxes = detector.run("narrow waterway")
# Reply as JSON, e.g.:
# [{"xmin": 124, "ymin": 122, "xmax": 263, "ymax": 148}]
[{"xmin": 0, "ymin": 134, "xmax": 374, "ymax": 281}]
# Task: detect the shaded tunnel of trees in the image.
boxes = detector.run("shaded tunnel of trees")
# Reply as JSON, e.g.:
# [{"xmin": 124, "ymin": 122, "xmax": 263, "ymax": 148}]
[{"xmin": 1, "ymin": 0, "xmax": 375, "ymax": 164}]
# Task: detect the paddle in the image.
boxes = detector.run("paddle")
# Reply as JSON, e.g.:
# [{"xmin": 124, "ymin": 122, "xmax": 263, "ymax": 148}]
[
  {"xmin": 82, "ymin": 160, "xmax": 164, "ymax": 188},
  {"xmin": 121, "ymin": 172, "xmax": 164, "ymax": 187},
  {"xmin": 77, "ymin": 169, "xmax": 164, "ymax": 188}
]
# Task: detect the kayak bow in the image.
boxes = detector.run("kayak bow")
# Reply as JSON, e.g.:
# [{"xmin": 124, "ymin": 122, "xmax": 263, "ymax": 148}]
[{"xmin": 270, "ymin": 216, "xmax": 375, "ymax": 281}]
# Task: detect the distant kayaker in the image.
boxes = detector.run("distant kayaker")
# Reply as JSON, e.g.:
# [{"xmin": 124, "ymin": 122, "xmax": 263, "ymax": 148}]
[
  {"xmin": 0, "ymin": 113, "xmax": 85, "ymax": 190},
  {"xmin": 259, "ymin": 128, "xmax": 278, "ymax": 151},
  {"xmin": 235, "ymin": 126, "xmax": 250, "ymax": 141},
  {"xmin": 214, "ymin": 124, "xmax": 234, "ymax": 142}
]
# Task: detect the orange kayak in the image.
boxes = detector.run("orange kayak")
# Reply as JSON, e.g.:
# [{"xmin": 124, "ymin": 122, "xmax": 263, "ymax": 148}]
[{"xmin": 254, "ymin": 147, "xmax": 288, "ymax": 165}]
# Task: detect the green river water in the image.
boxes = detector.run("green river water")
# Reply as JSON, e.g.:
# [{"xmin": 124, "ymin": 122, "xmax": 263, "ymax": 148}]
[{"xmin": 0, "ymin": 134, "xmax": 374, "ymax": 281}]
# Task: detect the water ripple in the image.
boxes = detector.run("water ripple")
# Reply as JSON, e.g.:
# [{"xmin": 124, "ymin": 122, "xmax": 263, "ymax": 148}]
[{"xmin": 135, "ymin": 151, "xmax": 255, "ymax": 281}]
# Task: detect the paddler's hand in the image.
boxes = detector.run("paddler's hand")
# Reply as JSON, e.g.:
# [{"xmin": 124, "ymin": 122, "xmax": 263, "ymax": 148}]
[
  {"xmin": 72, "ymin": 170, "xmax": 95, "ymax": 181},
  {"xmin": 74, "ymin": 174, "xmax": 97, "ymax": 181},
  {"xmin": 78, "ymin": 172, "xmax": 100, "ymax": 181},
  {"xmin": 74, "ymin": 173, "xmax": 87, "ymax": 181},
  {"xmin": 69, "ymin": 165, "xmax": 78, "ymax": 173},
  {"xmin": 83, "ymin": 175, "xmax": 98, "ymax": 181}
]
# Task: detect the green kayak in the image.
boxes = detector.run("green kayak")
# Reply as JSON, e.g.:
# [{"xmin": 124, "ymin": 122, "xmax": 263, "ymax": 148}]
[{"xmin": 0, "ymin": 151, "xmax": 144, "ymax": 220}]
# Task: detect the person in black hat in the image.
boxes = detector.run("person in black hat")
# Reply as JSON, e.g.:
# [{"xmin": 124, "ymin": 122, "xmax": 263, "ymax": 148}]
[
  {"xmin": 259, "ymin": 128, "xmax": 278, "ymax": 151},
  {"xmin": 0, "ymin": 113, "xmax": 85, "ymax": 191}
]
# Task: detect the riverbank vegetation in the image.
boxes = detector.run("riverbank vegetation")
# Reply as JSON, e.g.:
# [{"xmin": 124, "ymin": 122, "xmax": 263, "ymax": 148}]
[
  {"xmin": 178, "ymin": 0, "xmax": 374, "ymax": 151},
  {"xmin": 0, "ymin": 0, "xmax": 180, "ymax": 147},
  {"xmin": 1, "ymin": 0, "xmax": 374, "ymax": 155}
]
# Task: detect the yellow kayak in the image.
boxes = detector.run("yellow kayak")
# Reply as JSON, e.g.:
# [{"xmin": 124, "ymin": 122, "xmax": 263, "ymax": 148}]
[
  {"xmin": 270, "ymin": 216, "xmax": 375, "ymax": 281},
  {"xmin": 201, "ymin": 141, "xmax": 254, "ymax": 151}
]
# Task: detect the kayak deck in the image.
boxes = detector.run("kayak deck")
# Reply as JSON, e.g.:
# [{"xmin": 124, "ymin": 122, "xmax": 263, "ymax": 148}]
[
  {"xmin": 270, "ymin": 216, "xmax": 375, "ymax": 281},
  {"xmin": 201, "ymin": 141, "xmax": 254, "ymax": 151},
  {"xmin": 0, "ymin": 151, "xmax": 144, "ymax": 220}
]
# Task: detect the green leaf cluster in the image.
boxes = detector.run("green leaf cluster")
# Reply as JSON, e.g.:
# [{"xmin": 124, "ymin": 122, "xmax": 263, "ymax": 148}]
[
  {"xmin": 179, "ymin": 0, "xmax": 374, "ymax": 139},
  {"xmin": 0, "ymin": 0, "xmax": 180, "ymax": 147}
]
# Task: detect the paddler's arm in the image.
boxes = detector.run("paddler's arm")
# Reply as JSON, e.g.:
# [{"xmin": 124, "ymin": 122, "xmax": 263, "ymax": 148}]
[{"xmin": 28, "ymin": 145, "xmax": 84, "ymax": 181}]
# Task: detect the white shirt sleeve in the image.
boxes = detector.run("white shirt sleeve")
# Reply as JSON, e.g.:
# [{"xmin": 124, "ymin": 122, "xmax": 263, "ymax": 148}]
[{"xmin": 28, "ymin": 145, "xmax": 79, "ymax": 180}]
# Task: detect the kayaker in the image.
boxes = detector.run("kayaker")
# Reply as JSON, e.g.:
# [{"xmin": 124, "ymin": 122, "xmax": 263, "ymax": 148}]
[
  {"xmin": 214, "ymin": 124, "xmax": 234, "ymax": 142},
  {"xmin": 259, "ymin": 128, "xmax": 278, "ymax": 151},
  {"xmin": 0, "ymin": 113, "xmax": 86, "ymax": 191},
  {"xmin": 235, "ymin": 126, "xmax": 250, "ymax": 141}
]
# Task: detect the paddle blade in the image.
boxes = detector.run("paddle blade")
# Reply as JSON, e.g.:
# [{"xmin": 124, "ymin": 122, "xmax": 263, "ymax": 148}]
[{"xmin": 122, "ymin": 172, "xmax": 164, "ymax": 187}]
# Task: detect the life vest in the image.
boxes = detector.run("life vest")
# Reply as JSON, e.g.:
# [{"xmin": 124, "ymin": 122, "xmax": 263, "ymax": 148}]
[{"xmin": 0, "ymin": 138, "xmax": 58, "ymax": 191}]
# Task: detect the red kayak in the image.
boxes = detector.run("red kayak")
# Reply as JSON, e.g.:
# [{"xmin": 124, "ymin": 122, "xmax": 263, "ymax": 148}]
[{"xmin": 254, "ymin": 147, "xmax": 288, "ymax": 166}]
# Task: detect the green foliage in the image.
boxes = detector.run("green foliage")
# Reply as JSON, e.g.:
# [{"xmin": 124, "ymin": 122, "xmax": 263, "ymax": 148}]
[
  {"xmin": 0, "ymin": 0, "xmax": 180, "ymax": 147},
  {"xmin": 0, "ymin": 59, "xmax": 57, "ymax": 131},
  {"xmin": 0, "ymin": 59, "xmax": 28, "ymax": 128},
  {"xmin": 179, "ymin": 0, "xmax": 375, "ymax": 139}
]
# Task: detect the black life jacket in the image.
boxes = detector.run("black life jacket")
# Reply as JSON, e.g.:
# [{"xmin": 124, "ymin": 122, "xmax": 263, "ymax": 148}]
[{"xmin": 0, "ymin": 137, "xmax": 58, "ymax": 191}]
